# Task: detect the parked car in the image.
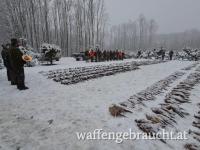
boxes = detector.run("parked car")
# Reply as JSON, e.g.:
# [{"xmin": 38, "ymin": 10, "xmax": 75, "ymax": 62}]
[{"xmin": 72, "ymin": 52, "xmax": 86, "ymax": 61}]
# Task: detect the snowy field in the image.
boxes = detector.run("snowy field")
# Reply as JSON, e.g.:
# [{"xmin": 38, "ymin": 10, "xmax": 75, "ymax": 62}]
[{"xmin": 0, "ymin": 58, "xmax": 200, "ymax": 150}]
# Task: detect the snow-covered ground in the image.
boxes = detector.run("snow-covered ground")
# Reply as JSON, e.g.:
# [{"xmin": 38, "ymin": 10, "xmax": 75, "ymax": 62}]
[{"xmin": 0, "ymin": 58, "xmax": 199, "ymax": 150}]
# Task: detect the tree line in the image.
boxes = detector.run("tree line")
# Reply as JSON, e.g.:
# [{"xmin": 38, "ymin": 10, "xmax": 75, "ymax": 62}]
[
  {"xmin": 0, "ymin": 0, "xmax": 200, "ymax": 55},
  {"xmin": 0, "ymin": 0, "xmax": 107, "ymax": 56},
  {"xmin": 107, "ymin": 14, "xmax": 158, "ymax": 51},
  {"xmin": 157, "ymin": 29, "xmax": 200, "ymax": 50},
  {"xmin": 107, "ymin": 15, "xmax": 200, "ymax": 51}
]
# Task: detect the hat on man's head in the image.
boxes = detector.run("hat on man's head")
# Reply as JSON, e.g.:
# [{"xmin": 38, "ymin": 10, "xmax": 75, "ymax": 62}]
[{"xmin": 11, "ymin": 38, "xmax": 18, "ymax": 46}]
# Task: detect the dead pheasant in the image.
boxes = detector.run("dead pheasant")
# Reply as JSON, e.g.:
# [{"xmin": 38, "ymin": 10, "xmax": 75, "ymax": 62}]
[
  {"xmin": 193, "ymin": 122, "xmax": 200, "ymax": 129},
  {"xmin": 189, "ymin": 129, "xmax": 200, "ymax": 136},
  {"xmin": 194, "ymin": 115, "xmax": 200, "ymax": 120},
  {"xmin": 135, "ymin": 119, "xmax": 149, "ymax": 124},
  {"xmin": 109, "ymin": 105, "xmax": 132, "ymax": 117},
  {"xmin": 146, "ymin": 114, "xmax": 161, "ymax": 124},
  {"xmin": 137, "ymin": 123, "xmax": 166, "ymax": 143},
  {"xmin": 151, "ymin": 107, "xmax": 176, "ymax": 123},
  {"xmin": 184, "ymin": 144, "xmax": 199, "ymax": 150}
]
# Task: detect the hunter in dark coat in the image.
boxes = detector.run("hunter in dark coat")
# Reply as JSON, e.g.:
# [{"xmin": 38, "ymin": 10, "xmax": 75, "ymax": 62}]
[
  {"xmin": 102, "ymin": 50, "xmax": 107, "ymax": 61},
  {"xmin": 1, "ymin": 44, "xmax": 12, "ymax": 82},
  {"xmin": 9, "ymin": 38, "xmax": 28, "ymax": 90},
  {"xmin": 96, "ymin": 49, "xmax": 101, "ymax": 62},
  {"xmin": 169, "ymin": 50, "xmax": 174, "ymax": 60},
  {"xmin": 137, "ymin": 50, "xmax": 142, "ymax": 58},
  {"xmin": 106, "ymin": 51, "xmax": 110, "ymax": 61},
  {"xmin": 161, "ymin": 49, "xmax": 165, "ymax": 60}
]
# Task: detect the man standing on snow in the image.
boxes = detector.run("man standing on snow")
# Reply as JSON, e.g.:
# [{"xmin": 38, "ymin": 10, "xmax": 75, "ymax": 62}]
[
  {"xmin": 9, "ymin": 38, "xmax": 29, "ymax": 90},
  {"xmin": 161, "ymin": 49, "xmax": 166, "ymax": 60},
  {"xmin": 137, "ymin": 50, "xmax": 142, "ymax": 58},
  {"xmin": 169, "ymin": 50, "xmax": 174, "ymax": 60},
  {"xmin": 1, "ymin": 44, "xmax": 12, "ymax": 82}
]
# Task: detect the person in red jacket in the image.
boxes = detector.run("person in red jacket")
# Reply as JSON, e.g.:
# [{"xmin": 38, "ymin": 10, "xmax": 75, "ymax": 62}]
[
  {"xmin": 118, "ymin": 51, "xmax": 123, "ymax": 60},
  {"xmin": 89, "ymin": 49, "xmax": 95, "ymax": 62}
]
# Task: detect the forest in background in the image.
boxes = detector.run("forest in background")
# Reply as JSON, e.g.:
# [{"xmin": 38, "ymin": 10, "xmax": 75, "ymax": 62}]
[
  {"xmin": 0, "ymin": 0, "xmax": 107, "ymax": 56},
  {"xmin": 0, "ymin": 0, "xmax": 200, "ymax": 56}
]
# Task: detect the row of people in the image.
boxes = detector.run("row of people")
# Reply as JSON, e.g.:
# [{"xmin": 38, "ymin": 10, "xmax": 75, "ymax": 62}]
[
  {"xmin": 1, "ymin": 38, "xmax": 28, "ymax": 90},
  {"xmin": 85, "ymin": 49, "xmax": 125, "ymax": 62}
]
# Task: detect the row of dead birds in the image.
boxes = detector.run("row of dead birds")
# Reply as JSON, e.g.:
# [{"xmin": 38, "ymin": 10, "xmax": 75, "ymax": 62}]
[
  {"xmin": 109, "ymin": 64, "xmax": 200, "ymax": 148},
  {"xmin": 135, "ymin": 71, "xmax": 200, "ymax": 146},
  {"xmin": 136, "ymin": 67, "xmax": 200, "ymax": 149},
  {"xmin": 59, "ymin": 64, "xmax": 139, "ymax": 85},
  {"xmin": 185, "ymin": 103, "xmax": 200, "ymax": 150},
  {"xmin": 42, "ymin": 60, "xmax": 165, "ymax": 78},
  {"xmin": 41, "ymin": 60, "xmax": 164, "ymax": 85},
  {"xmin": 164, "ymin": 72, "xmax": 200, "ymax": 104},
  {"xmin": 109, "ymin": 71, "xmax": 186, "ymax": 118},
  {"xmin": 135, "ymin": 104, "xmax": 189, "ymax": 144},
  {"xmin": 119, "ymin": 71, "xmax": 185, "ymax": 109},
  {"xmin": 43, "ymin": 60, "xmax": 164, "ymax": 78}
]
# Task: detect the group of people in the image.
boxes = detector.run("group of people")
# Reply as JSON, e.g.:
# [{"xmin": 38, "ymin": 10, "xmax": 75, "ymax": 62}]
[
  {"xmin": 137, "ymin": 49, "xmax": 174, "ymax": 60},
  {"xmin": 158, "ymin": 49, "xmax": 174, "ymax": 60},
  {"xmin": 1, "ymin": 38, "xmax": 28, "ymax": 90},
  {"xmin": 85, "ymin": 49, "xmax": 125, "ymax": 62}
]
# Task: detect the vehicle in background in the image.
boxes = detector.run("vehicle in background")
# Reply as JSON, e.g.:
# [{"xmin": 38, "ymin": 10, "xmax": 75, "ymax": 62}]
[{"xmin": 72, "ymin": 52, "xmax": 86, "ymax": 61}]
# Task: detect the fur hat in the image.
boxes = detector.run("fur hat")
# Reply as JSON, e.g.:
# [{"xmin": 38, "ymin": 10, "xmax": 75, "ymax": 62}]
[{"xmin": 11, "ymin": 38, "xmax": 18, "ymax": 46}]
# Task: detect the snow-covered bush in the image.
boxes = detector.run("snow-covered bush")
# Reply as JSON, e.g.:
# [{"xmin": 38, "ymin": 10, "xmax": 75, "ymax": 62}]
[
  {"xmin": 175, "ymin": 51, "xmax": 187, "ymax": 60},
  {"xmin": 19, "ymin": 46, "xmax": 41, "ymax": 67},
  {"xmin": 181, "ymin": 48, "xmax": 200, "ymax": 61},
  {"xmin": 41, "ymin": 43, "xmax": 61, "ymax": 52},
  {"xmin": 40, "ymin": 43, "xmax": 62, "ymax": 64}
]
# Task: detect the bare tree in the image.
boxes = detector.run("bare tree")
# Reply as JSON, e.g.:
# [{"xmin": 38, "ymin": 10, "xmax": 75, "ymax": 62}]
[{"xmin": 0, "ymin": 0, "xmax": 108, "ymax": 56}]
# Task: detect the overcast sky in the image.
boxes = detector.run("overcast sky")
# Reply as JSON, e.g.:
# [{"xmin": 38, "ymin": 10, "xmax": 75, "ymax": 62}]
[{"xmin": 105, "ymin": 0, "xmax": 200, "ymax": 34}]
